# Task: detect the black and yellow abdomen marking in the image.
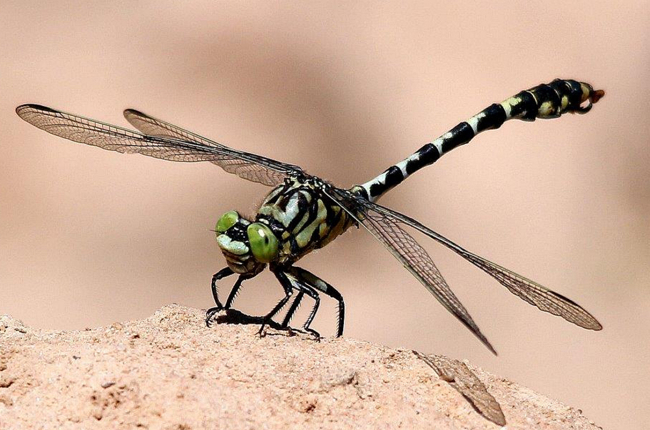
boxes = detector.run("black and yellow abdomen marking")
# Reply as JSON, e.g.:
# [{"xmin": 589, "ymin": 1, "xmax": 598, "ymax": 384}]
[{"xmin": 360, "ymin": 79, "xmax": 604, "ymax": 201}]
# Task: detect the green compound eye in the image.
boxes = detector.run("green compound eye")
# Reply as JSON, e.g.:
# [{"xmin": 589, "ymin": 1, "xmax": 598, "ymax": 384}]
[
  {"xmin": 216, "ymin": 210, "xmax": 239, "ymax": 234},
  {"xmin": 247, "ymin": 222, "xmax": 279, "ymax": 263}
]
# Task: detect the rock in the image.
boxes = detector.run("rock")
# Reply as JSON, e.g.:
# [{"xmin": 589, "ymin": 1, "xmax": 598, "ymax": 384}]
[{"xmin": 0, "ymin": 304, "xmax": 601, "ymax": 429}]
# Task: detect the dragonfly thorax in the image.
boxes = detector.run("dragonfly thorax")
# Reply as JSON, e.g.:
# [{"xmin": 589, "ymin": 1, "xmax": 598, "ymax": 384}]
[
  {"xmin": 215, "ymin": 210, "xmax": 278, "ymax": 275},
  {"xmin": 255, "ymin": 178, "xmax": 354, "ymax": 266}
]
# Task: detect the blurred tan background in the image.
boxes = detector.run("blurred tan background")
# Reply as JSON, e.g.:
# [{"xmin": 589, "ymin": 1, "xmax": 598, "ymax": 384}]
[{"xmin": 0, "ymin": 1, "xmax": 647, "ymax": 428}]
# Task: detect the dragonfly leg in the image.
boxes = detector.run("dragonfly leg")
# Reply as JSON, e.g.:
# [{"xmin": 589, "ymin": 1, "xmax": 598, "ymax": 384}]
[
  {"xmin": 224, "ymin": 275, "xmax": 247, "ymax": 309},
  {"xmin": 280, "ymin": 290, "xmax": 305, "ymax": 328},
  {"xmin": 209, "ymin": 267, "xmax": 233, "ymax": 309},
  {"xmin": 295, "ymin": 284, "xmax": 321, "ymax": 340},
  {"xmin": 206, "ymin": 267, "xmax": 243, "ymax": 327},
  {"xmin": 287, "ymin": 266, "xmax": 345, "ymax": 337},
  {"xmin": 258, "ymin": 271, "xmax": 295, "ymax": 336},
  {"xmin": 278, "ymin": 271, "xmax": 322, "ymax": 339}
]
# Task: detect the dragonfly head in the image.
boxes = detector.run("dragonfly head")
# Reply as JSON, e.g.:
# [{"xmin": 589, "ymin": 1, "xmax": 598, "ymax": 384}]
[{"xmin": 215, "ymin": 210, "xmax": 279, "ymax": 274}]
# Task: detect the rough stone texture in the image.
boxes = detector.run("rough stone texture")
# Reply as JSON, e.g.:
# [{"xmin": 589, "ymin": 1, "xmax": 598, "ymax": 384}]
[{"xmin": 0, "ymin": 304, "xmax": 601, "ymax": 429}]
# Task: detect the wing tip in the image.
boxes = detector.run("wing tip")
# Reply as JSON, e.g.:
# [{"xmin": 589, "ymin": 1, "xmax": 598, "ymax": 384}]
[
  {"xmin": 585, "ymin": 318, "xmax": 603, "ymax": 331},
  {"xmin": 549, "ymin": 289, "xmax": 603, "ymax": 331},
  {"xmin": 480, "ymin": 334, "xmax": 498, "ymax": 356},
  {"xmin": 16, "ymin": 103, "xmax": 55, "ymax": 116},
  {"xmin": 459, "ymin": 316, "xmax": 498, "ymax": 355},
  {"xmin": 577, "ymin": 309, "xmax": 603, "ymax": 331},
  {"xmin": 457, "ymin": 313, "xmax": 498, "ymax": 355},
  {"xmin": 123, "ymin": 108, "xmax": 143, "ymax": 117},
  {"xmin": 123, "ymin": 108, "xmax": 151, "ymax": 128}
]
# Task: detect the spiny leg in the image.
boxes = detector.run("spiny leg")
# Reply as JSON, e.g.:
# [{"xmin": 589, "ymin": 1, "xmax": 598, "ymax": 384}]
[
  {"xmin": 206, "ymin": 267, "xmax": 234, "ymax": 326},
  {"xmin": 259, "ymin": 271, "xmax": 295, "ymax": 336},
  {"xmin": 281, "ymin": 290, "xmax": 305, "ymax": 328},
  {"xmin": 210, "ymin": 267, "xmax": 233, "ymax": 309},
  {"xmin": 281, "ymin": 271, "xmax": 322, "ymax": 339},
  {"xmin": 287, "ymin": 266, "xmax": 345, "ymax": 337},
  {"xmin": 297, "ymin": 284, "xmax": 321, "ymax": 339},
  {"xmin": 224, "ymin": 275, "xmax": 248, "ymax": 309},
  {"xmin": 206, "ymin": 268, "xmax": 250, "ymax": 327}
]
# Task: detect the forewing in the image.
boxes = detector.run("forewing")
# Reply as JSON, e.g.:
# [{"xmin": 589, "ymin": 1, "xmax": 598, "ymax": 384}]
[
  {"xmin": 16, "ymin": 104, "xmax": 302, "ymax": 186},
  {"xmin": 355, "ymin": 195, "xmax": 602, "ymax": 331},
  {"xmin": 123, "ymin": 108, "xmax": 304, "ymax": 186},
  {"xmin": 327, "ymin": 189, "xmax": 495, "ymax": 353}
]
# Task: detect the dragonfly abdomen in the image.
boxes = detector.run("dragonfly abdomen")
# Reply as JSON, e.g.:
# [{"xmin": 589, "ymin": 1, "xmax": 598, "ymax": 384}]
[{"xmin": 360, "ymin": 79, "xmax": 604, "ymax": 202}]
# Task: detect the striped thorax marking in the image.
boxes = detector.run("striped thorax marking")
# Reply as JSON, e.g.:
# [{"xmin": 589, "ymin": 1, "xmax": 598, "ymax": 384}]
[{"xmin": 257, "ymin": 177, "xmax": 353, "ymax": 265}]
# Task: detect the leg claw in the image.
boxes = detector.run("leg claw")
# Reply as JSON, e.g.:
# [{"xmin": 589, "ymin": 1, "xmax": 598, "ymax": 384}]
[
  {"xmin": 305, "ymin": 328, "xmax": 321, "ymax": 342},
  {"xmin": 257, "ymin": 322, "xmax": 268, "ymax": 338},
  {"xmin": 205, "ymin": 306, "xmax": 223, "ymax": 327}
]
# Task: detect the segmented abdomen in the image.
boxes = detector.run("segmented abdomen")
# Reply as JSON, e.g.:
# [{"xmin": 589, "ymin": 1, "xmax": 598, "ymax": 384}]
[{"xmin": 358, "ymin": 79, "xmax": 604, "ymax": 201}]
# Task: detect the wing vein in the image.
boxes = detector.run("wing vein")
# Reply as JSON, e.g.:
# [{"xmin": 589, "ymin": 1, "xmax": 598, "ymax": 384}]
[{"xmin": 16, "ymin": 104, "xmax": 303, "ymax": 187}]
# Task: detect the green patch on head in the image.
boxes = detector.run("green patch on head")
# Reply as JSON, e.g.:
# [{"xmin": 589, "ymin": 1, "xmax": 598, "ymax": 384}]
[
  {"xmin": 247, "ymin": 222, "xmax": 279, "ymax": 263},
  {"xmin": 216, "ymin": 210, "xmax": 239, "ymax": 234}
]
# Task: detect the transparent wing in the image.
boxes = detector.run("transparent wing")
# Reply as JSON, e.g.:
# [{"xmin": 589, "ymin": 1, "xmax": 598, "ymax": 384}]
[
  {"xmin": 326, "ymin": 189, "xmax": 496, "ymax": 354},
  {"xmin": 345, "ymin": 191, "xmax": 602, "ymax": 331},
  {"xmin": 16, "ymin": 104, "xmax": 304, "ymax": 186},
  {"xmin": 414, "ymin": 351, "xmax": 506, "ymax": 426},
  {"xmin": 122, "ymin": 108, "xmax": 305, "ymax": 186}
]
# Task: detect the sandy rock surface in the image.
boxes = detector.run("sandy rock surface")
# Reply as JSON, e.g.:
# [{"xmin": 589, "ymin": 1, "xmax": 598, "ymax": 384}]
[{"xmin": 0, "ymin": 304, "xmax": 601, "ymax": 429}]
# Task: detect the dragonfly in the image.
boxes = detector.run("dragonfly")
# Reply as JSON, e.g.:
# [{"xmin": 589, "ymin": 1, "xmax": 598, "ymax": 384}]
[{"xmin": 16, "ymin": 78, "xmax": 604, "ymax": 354}]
